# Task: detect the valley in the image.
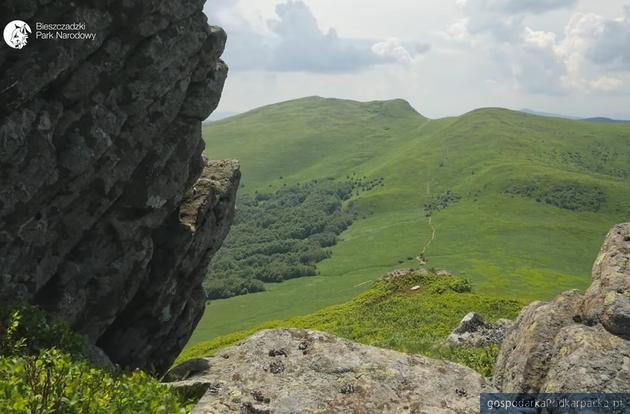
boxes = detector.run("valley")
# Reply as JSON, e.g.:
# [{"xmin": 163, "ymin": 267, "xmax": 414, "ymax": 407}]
[{"xmin": 188, "ymin": 96, "xmax": 630, "ymax": 346}]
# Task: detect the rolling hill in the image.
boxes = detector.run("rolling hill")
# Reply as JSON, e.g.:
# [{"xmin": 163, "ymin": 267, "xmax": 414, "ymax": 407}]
[{"xmin": 188, "ymin": 96, "xmax": 630, "ymax": 346}]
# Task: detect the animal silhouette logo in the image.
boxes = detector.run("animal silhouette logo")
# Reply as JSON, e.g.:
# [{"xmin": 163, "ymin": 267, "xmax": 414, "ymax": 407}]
[{"xmin": 3, "ymin": 20, "xmax": 32, "ymax": 49}]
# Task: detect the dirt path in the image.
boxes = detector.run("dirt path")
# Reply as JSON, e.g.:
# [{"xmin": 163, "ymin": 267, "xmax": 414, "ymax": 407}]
[
  {"xmin": 417, "ymin": 216, "xmax": 436, "ymax": 264},
  {"xmin": 353, "ymin": 212, "xmax": 437, "ymax": 287}
]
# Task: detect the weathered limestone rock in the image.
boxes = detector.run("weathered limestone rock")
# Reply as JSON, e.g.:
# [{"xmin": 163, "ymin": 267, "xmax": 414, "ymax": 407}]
[
  {"xmin": 494, "ymin": 223, "xmax": 630, "ymax": 393},
  {"xmin": 0, "ymin": 0, "xmax": 238, "ymax": 374},
  {"xmin": 446, "ymin": 312, "xmax": 513, "ymax": 348},
  {"xmin": 170, "ymin": 329, "xmax": 497, "ymax": 414}
]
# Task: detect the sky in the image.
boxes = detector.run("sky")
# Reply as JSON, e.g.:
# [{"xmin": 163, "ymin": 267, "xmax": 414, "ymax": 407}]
[{"xmin": 203, "ymin": 0, "xmax": 630, "ymax": 119}]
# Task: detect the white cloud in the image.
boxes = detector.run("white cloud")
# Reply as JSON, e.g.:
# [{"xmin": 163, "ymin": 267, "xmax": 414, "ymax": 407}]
[
  {"xmin": 205, "ymin": 0, "xmax": 430, "ymax": 73},
  {"xmin": 574, "ymin": 8, "xmax": 630, "ymax": 70},
  {"xmin": 372, "ymin": 38, "xmax": 425, "ymax": 66},
  {"xmin": 203, "ymin": 0, "xmax": 630, "ymax": 120},
  {"xmin": 452, "ymin": 0, "xmax": 576, "ymax": 42},
  {"xmin": 447, "ymin": 18, "xmax": 472, "ymax": 42},
  {"xmin": 449, "ymin": 0, "xmax": 630, "ymax": 95},
  {"xmin": 524, "ymin": 28, "xmax": 556, "ymax": 49},
  {"xmin": 456, "ymin": 0, "xmax": 576, "ymax": 14},
  {"xmin": 589, "ymin": 76, "xmax": 624, "ymax": 92},
  {"xmin": 267, "ymin": 1, "xmax": 383, "ymax": 73},
  {"xmin": 544, "ymin": 9, "xmax": 630, "ymax": 93}
]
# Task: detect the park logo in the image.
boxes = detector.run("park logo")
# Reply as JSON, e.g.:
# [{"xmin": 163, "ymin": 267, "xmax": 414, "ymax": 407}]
[{"xmin": 3, "ymin": 20, "xmax": 31, "ymax": 49}]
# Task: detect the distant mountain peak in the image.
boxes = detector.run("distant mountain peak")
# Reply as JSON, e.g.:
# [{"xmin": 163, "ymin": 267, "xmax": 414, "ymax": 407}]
[
  {"xmin": 581, "ymin": 117, "xmax": 630, "ymax": 125},
  {"xmin": 218, "ymin": 96, "xmax": 427, "ymax": 121},
  {"xmin": 519, "ymin": 108, "xmax": 580, "ymax": 120},
  {"xmin": 520, "ymin": 109, "xmax": 630, "ymax": 124}
]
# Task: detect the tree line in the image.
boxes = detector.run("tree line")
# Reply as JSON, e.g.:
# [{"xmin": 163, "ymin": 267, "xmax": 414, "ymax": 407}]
[{"xmin": 204, "ymin": 177, "xmax": 383, "ymax": 300}]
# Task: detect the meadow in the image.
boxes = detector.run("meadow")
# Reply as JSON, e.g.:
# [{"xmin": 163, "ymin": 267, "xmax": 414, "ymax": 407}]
[{"xmin": 187, "ymin": 97, "xmax": 630, "ymax": 346}]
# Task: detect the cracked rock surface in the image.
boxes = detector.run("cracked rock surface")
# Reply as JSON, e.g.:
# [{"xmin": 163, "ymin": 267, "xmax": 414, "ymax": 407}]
[
  {"xmin": 0, "ymin": 0, "xmax": 238, "ymax": 374},
  {"xmin": 168, "ymin": 329, "xmax": 497, "ymax": 414}
]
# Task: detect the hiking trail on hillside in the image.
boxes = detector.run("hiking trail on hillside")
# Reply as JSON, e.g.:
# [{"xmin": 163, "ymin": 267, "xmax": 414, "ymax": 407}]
[{"xmin": 417, "ymin": 216, "xmax": 436, "ymax": 265}]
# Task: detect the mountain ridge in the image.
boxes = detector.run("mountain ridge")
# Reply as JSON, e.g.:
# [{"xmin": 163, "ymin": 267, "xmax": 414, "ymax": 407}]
[
  {"xmin": 208, "ymin": 96, "xmax": 427, "ymax": 125},
  {"xmin": 208, "ymin": 98, "xmax": 630, "ymax": 125},
  {"xmin": 193, "ymin": 96, "xmax": 630, "ymax": 344},
  {"xmin": 521, "ymin": 108, "xmax": 630, "ymax": 124}
]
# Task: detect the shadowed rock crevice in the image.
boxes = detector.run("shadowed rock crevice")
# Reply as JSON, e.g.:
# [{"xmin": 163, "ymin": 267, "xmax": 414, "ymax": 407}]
[{"xmin": 0, "ymin": 0, "xmax": 238, "ymax": 374}]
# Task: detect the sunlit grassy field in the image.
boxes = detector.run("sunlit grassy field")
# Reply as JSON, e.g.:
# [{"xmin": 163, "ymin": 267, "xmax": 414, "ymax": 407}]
[
  {"xmin": 179, "ymin": 271, "xmax": 525, "ymax": 377},
  {"xmin": 187, "ymin": 96, "xmax": 630, "ymax": 346}
]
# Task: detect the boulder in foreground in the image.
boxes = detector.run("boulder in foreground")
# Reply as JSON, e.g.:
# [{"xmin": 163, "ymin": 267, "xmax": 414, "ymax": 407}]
[{"xmin": 169, "ymin": 329, "xmax": 496, "ymax": 414}]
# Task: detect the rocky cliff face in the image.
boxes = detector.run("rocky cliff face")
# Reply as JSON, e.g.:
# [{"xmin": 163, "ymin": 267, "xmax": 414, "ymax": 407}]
[
  {"xmin": 0, "ymin": 0, "xmax": 238, "ymax": 374},
  {"xmin": 494, "ymin": 223, "xmax": 630, "ymax": 393}
]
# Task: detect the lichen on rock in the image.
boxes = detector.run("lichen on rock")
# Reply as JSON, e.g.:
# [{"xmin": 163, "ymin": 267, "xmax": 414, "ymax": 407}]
[
  {"xmin": 494, "ymin": 223, "xmax": 630, "ymax": 393},
  {"xmin": 168, "ymin": 329, "xmax": 497, "ymax": 413}
]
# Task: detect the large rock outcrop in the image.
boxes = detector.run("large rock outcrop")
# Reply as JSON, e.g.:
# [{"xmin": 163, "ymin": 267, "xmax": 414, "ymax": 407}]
[
  {"xmin": 0, "ymin": 0, "xmax": 238, "ymax": 374},
  {"xmin": 494, "ymin": 223, "xmax": 630, "ymax": 393},
  {"xmin": 167, "ymin": 329, "xmax": 497, "ymax": 413}
]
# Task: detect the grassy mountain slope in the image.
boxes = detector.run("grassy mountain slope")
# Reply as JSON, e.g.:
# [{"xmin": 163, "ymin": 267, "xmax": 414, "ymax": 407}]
[
  {"xmin": 203, "ymin": 97, "xmax": 427, "ymax": 189},
  {"xmin": 179, "ymin": 271, "xmax": 525, "ymax": 377},
  {"xmin": 189, "ymin": 96, "xmax": 630, "ymax": 346}
]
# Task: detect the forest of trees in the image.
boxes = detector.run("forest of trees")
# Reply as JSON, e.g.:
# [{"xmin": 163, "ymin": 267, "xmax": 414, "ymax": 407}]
[
  {"xmin": 505, "ymin": 181, "xmax": 607, "ymax": 212},
  {"xmin": 204, "ymin": 177, "xmax": 384, "ymax": 299}
]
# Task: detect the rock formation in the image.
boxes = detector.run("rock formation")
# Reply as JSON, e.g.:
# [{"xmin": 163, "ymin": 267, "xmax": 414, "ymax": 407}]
[
  {"xmin": 494, "ymin": 223, "xmax": 630, "ymax": 393},
  {"xmin": 446, "ymin": 312, "xmax": 513, "ymax": 348},
  {"xmin": 166, "ymin": 329, "xmax": 497, "ymax": 413},
  {"xmin": 0, "ymin": 0, "xmax": 238, "ymax": 374}
]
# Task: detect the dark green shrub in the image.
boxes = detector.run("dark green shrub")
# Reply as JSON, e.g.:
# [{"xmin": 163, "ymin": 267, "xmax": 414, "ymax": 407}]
[
  {"xmin": 0, "ymin": 305, "xmax": 84, "ymax": 357},
  {"xmin": 505, "ymin": 180, "xmax": 607, "ymax": 212},
  {"xmin": 424, "ymin": 191, "xmax": 462, "ymax": 216},
  {"xmin": 0, "ymin": 349, "xmax": 191, "ymax": 414},
  {"xmin": 0, "ymin": 306, "xmax": 193, "ymax": 413}
]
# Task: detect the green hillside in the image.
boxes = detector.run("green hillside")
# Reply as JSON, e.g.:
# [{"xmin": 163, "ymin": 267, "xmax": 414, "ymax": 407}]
[
  {"xmin": 179, "ymin": 270, "xmax": 525, "ymax": 377},
  {"xmin": 189, "ymin": 96, "xmax": 630, "ymax": 346}
]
